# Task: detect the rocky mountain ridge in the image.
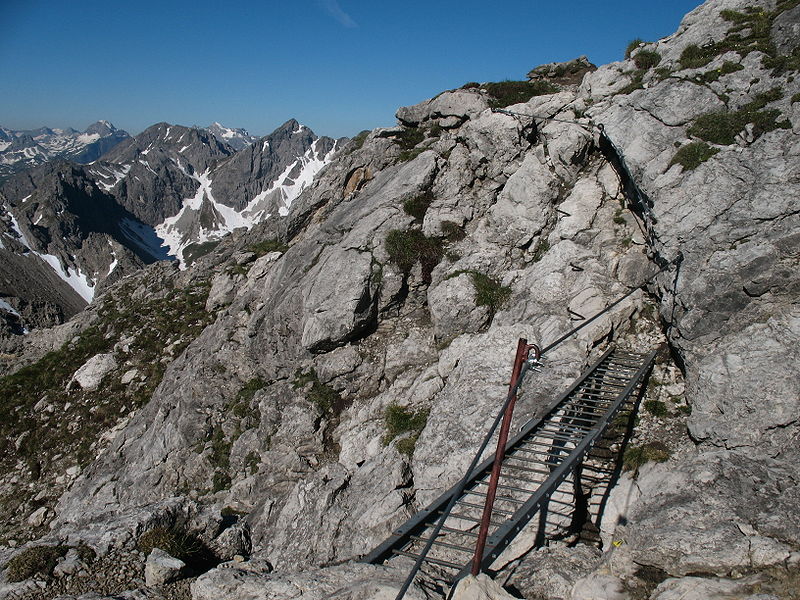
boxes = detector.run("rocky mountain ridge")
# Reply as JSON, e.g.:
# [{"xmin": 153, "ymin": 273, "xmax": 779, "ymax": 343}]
[
  {"xmin": 0, "ymin": 122, "xmax": 130, "ymax": 181},
  {"xmin": 0, "ymin": 119, "xmax": 344, "ymax": 341},
  {"xmin": 0, "ymin": 0, "xmax": 798, "ymax": 599}
]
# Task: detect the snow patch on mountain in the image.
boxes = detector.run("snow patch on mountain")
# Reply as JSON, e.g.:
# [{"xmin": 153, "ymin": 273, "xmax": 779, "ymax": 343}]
[
  {"xmin": 8, "ymin": 210, "xmax": 96, "ymax": 302},
  {"xmin": 37, "ymin": 253, "xmax": 95, "ymax": 303},
  {"xmin": 156, "ymin": 139, "xmax": 337, "ymax": 266}
]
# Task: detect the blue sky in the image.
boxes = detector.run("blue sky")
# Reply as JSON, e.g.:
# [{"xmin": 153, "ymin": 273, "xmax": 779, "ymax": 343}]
[{"xmin": 1, "ymin": 0, "xmax": 704, "ymax": 139}]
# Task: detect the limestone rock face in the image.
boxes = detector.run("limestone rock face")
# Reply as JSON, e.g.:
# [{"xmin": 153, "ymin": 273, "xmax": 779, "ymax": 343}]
[{"xmin": 2, "ymin": 1, "xmax": 799, "ymax": 599}]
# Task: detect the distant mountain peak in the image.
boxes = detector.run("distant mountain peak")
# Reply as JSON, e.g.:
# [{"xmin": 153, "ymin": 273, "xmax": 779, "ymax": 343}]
[
  {"xmin": 206, "ymin": 122, "xmax": 258, "ymax": 151},
  {"xmin": 0, "ymin": 122, "xmax": 130, "ymax": 180}
]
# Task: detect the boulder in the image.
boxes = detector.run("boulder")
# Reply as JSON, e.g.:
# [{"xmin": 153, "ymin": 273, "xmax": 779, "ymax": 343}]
[
  {"xmin": 451, "ymin": 574, "xmax": 518, "ymax": 600},
  {"xmin": 68, "ymin": 353, "xmax": 116, "ymax": 391},
  {"xmin": 144, "ymin": 548, "xmax": 186, "ymax": 587}
]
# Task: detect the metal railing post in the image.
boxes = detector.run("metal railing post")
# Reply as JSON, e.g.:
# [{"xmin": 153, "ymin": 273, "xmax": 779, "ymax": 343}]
[{"xmin": 470, "ymin": 338, "xmax": 538, "ymax": 575}]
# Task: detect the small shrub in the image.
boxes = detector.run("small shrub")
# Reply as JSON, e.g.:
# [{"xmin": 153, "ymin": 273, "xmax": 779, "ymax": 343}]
[
  {"xmin": 398, "ymin": 147, "xmax": 426, "ymax": 162},
  {"xmin": 403, "ymin": 192, "xmax": 433, "ymax": 221},
  {"xmin": 385, "ymin": 229, "xmax": 443, "ymax": 283},
  {"xmin": 461, "ymin": 81, "xmax": 481, "ymax": 89},
  {"xmin": 617, "ymin": 70, "xmax": 645, "ymax": 95},
  {"xmin": 394, "ymin": 127, "xmax": 425, "ymax": 150},
  {"xmin": 293, "ymin": 369, "xmax": 344, "ymax": 416},
  {"xmin": 470, "ymin": 272, "xmax": 512, "ymax": 315},
  {"xmin": 137, "ymin": 527, "xmax": 207, "ymax": 563},
  {"xmin": 444, "ymin": 270, "xmax": 512, "ymax": 317},
  {"xmin": 383, "ymin": 404, "xmax": 430, "ymax": 456},
  {"xmin": 792, "ymin": 93, "xmax": 800, "ymax": 104},
  {"xmin": 644, "ymin": 399, "xmax": 669, "ymax": 418},
  {"xmin": 441, "ymin": 220, "xmax": 466, "ymax": 241},
  {"xmin": 679, "ymin": 44, "xmax": 717, "ymax": 69},
  {"xmin": 623, "ymin": 441, "xmax": 671, "ymax": 472},
  {"xmin": 351, "ymin": 130, "xmax": 369, "ymax": 150},
  {"xmin": 670, "ymin": 142, "xmax": 720, "ymax": 170},
  {"xmin": 212, "ymin": 470, "xmax": 232, "ymax": 493},
  {"xmin": 249, "ymin": 239, "xmax": 288, "ymax": 256},
  {"xmin": 633, "ymin": 49, "xmax": 661, "ymax": 70},
  {"xmin": 531, "ymin": 238, "xmax": 550, "ymax": 262},
  {"xmin": 483, "ymin": 80, "xmax": 559, "ymax": 108},
  {"xmin": 5, "ymin": 545, "xmax": 68, "ymax": 582},
  {"xmin": 625, "ymin": 38, "xmax": 644, "ymax": 59}
]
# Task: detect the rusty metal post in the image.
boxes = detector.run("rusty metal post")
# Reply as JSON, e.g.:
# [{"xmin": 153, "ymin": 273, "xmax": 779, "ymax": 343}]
[{"xmin": 471, "ymin": 338, "xmax": 535, "ymax": 575}]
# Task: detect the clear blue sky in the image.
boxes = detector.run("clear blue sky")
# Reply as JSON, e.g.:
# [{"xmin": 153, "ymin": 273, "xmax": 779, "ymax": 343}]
[{"xmin": 1, "ymin": 0, "xmax": 704, "ymax": 139}]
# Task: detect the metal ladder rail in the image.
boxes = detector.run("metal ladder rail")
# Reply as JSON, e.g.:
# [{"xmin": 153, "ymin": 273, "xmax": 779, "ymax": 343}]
[
  {"xmin": 454, "ymin": 346, "xmax": 658, "ymax": 580},
  {"xmin": 364, "ymin": 347, "xmax": 619, "ymax": 565}
]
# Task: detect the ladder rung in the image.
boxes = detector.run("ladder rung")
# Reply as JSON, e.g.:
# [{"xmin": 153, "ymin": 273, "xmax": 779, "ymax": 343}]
[
  {"xmin": 391, "ymin": 549, "xmax": 463, "ymax": 569},
  {"xmin": 521, "ymin": 439, "xmax": 576, "ymax": 452},
  {"xmin": 505, "ymin": 453, "xmax": 549, "ymax": 466},
  {"xmin": 551, "ymin": 414, "xmax": 598, "ymax": 426},
  {"xmin": 532, "ymin": 430, "xmax": 581, "ymax": 443},
  {"xmin": 456, "ymin": 499, "xmax": 514, "ymax": 516},
  {"xmin": 463, "ymin": 490, "xmax": 525, "ymax": 504},
  {"xmin": 502, "ymin": 462, "xmax": 551, "ymax": 477},
  {"xmin": 448, "ymin": 512, "xmax": 504, "ymax": 526},
  {"xmin": 513, "ymin": 446, "xmax": 568, "ymax": 460},
  {"xmin": 409, "ymin": 535, "xmax": 474, "ymax": 553},
  {"xmin": 474, "ymin": 480, "xmax": 537, "ymax": 495},
  {"xmin": 440, "ymin": 525, "xmax": 480, "ymax": 537}
]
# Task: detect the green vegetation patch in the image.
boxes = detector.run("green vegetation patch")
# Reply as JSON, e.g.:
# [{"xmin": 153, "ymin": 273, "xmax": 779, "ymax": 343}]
[
  {"xmin": 482, "ymin": 80, "xmax": 559, "ymax": 108},
  {"xmin": 5, "ymin": 545, "xmax": 69, "ymax": 582},
  {"xmin": 394, "ymin": 127, "xmax": 425, "ymax": 151},
  {"xmin": 625, "ymin": 38, "xmax": 644, "ymax": 59},
  {"xmin": 791, "ymin": 92, "xmax": 800, "ymax": 104},
  {"xmin": 293, "ymin": 369, "xmax": 344, "ymax": 416},
  {"xmin": 249, "ymin": 239, "xmax": 289, "ymax": 256},
  {"xmin": 0, "ymin": 280, "xmax": 213, "ymax": 484},
  {"xmin": 403, "ymin": 192, "xmax": 433, "ymax": 221},
  {"xmin": 351, "ymin": 130, "xmax": 370, "ymax": 150},
  {"xmin": 385, "ymin": 229, "xmax": 444, "ymax": 283},
  {"xmin": 623, "ymin": 441, "xmax": 672, "ymax": 473},
  {"xmin": 382, "ymin": 404, "xmax": 430, "ymax": 456},
  {"xmin": 183, "ymin": 241, "xmax": 220, "ymax": 266},
  {"xmin": 679, "ymin": 3, "xmax": 800, "ymax": 72},
  {"xmin": 688, "ymin": 88, "xmax": 790, "ymax": 145},
  {"xmin": 632, "ymin": 50, "xmax": 662, "ymax": 70},
  {"xmin": 137, "ymin": 526, "xmax": 213, "ymax": 567},
  {"xmin": 670, "ymin": 141, "xmax": 721, "ymax": 170},
  {"xmin": 617, "ymin": 70, "xmax": 645, "ymax": 95},
  {"xmin": 697, "ymin": 60, "xmax": 745, "ymax": 82},
  {"xmin": 446, "ymin": 270, "xmax": 512, "ymax": 316},
  {"xmin": 441, "ymin": 220, "xmax": 466, "ymax": 241},
  {"xmin": 644, "ymin": 399, "xmax": 669, "ymax": 418}
]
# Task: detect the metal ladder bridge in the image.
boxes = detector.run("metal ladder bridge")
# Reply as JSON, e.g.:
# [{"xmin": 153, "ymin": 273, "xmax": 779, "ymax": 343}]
[{"xmin": 363, "ymin": 346, "xmax": 658, "ymax": 584}]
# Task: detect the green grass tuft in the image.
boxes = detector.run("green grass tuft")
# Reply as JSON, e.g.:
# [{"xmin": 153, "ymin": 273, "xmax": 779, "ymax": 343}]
[
  {"xmin": 385, "ymin": 229, "xmax": 444, "ymax": 283},
  {"xmin": 483, "ymin": 80, "xmax": 559, "ymax": 108},
  {"xmin": 5, "ymin": 545, "xmax": 68, "ymax": 582},
  {"xmin": 670, "ymin": 142, "xmax": 720, "ymax": 170},
  {"xmin": 351, "ymin": 130, "xmax": 369, "ymax": 150},
  {"xmin": 183, "ymin": 241, "xmax": 220, "ymax": 266},
  {"xmin": 625, "ymin": 38, "xmax": 644, "ymax": 59},
  {"xmin": 688, "ymin": 88, "xmax": 790, "ymax": 145},
  {"xmin": 293, "ymin": 369, "xmax": 344, "ymax": 416},
  {"xmin": 402, "ymin": 193, "xmax": 433, "ymax": 221},
  {"xmin": 382, "ymin": 404, "xmax": 430, "ymax": 456},
  {"xmin": 249, "ymin": 239, "xmax": 288, "ymax": 256},
  {"xmin": 623, "ymin": 441, "xmax": 671, "ymax": 473},
  {"xmin": 632, "ymin": 49, "xmax": 661, "ymax": 70},
  {"xmin": 644, "ymin": 399, "xmax": 669, "ymax": 418}
]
